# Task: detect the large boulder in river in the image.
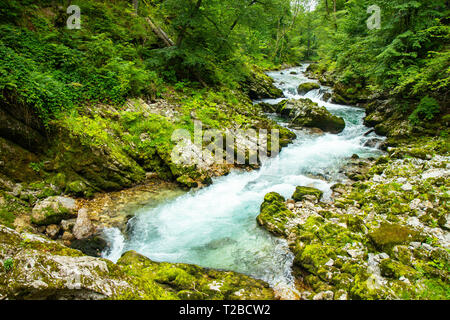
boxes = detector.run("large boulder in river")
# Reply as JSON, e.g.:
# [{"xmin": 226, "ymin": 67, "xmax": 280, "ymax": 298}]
[
  {"xmin": 117, "ymin": 251, "xmax": 275, "ymax": 300},
  {"xmin": 278, "ymin": 99, "xmax": 345, "ymax": 134},
  {"xmin": 297, "ymin": 82, "xmax": 320, "ymax": 95},
  {"xmin": 31, "ymin": 196, "xmax": 77, "ymax": 226}
]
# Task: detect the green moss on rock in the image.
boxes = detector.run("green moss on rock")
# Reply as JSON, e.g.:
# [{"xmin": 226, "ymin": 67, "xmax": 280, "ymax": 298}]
[
  {"xmin": 368, "ymin": 223, "xmax": 424, "ymax": 252},
  {"xmin": 297, "ymin": 82, "xmax": 320, "ymax": 95},
  {"xmin": 292, "ymin": 186, "xmax": 323, "ymax": 202},
  {"xmin": 257, "ymin": 192, "xmax": 294, "ymax": 236}
]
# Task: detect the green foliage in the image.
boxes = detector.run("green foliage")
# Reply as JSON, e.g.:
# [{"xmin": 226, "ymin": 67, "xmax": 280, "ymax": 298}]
[
  {"xmin": 409, "ymin": 96, "xmax": 441, "ymax": 125},
  {"xmin": 295, "ymin": 0, "xmax": 448, "ymax": 121},
  {"xmin": 3, "ymin": 258, "xmax": 13, "ymax": 272},
  {"xmin": 0, "ymin": 0, "xmax": 163, "ymax": 125}
]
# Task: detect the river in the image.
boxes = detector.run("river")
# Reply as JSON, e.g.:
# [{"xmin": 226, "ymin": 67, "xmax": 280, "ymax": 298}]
[{"xmin": 102, "ymin": 64, "xmax": 383, "ymax": 299}]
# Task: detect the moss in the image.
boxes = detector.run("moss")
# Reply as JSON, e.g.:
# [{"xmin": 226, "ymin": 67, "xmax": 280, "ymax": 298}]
[
  {"xmin": 346, "ymin": 215, "xmax": 365, "ymax": 233},
  {"xmin": 415, "ymin": 278, "xmax": 450, "ymax": 300},
  {"xmin": 292, "ymin": 186, "xmax": 323, "ymax": 202},
  {"xmin": 349, "ymin": 274, "xmax": 389, "ymax": 300},
  {"xmin": 176, "ymin": 175, "xmax": 199, "ymax": 188},
  {"xmin": 368, "ymin": 223, "xmax": 425, "ymax": 252},
  {"xmin": 256, "ymin": 192, "xmax": 294, "ymax": 236},
  {"xmin": 0, "ymin": 208, "xmax": 16, "ymax": 228},
  {"xmin": 294, "ymin": 243, "xmax": 337, "ymax": 274},
  {"xmin": 297, "ymin": 82, "xmax": 320, "ymax": 95},
  {"xmin": 117, "ymin": 251, "xmax": 274, "ymax": 300},
  {"xmin": 31, "ymin": 206, "xmax": 72, "ymax": 226},
  {"xmin": 19, "ymin": 236, "xmax": 84, "ymax": 257},
  {"xmin": 65, "ymin": 180, "xmax": 88, "ymax": 196},
  {"xmin": 379, "ymin": 258, "xmax": 418, "ymax": 280}
]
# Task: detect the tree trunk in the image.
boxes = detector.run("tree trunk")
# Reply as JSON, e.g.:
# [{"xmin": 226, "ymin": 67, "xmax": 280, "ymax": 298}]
[
  {"xmin": 145, "ymin": 17, "xmax": 174, "ymax": 47},
  {"xmin": 332, "ymin": 0, "xmax": 337, "ymax": 30},
  {"xmin": 132, "ymin": 0, "xmax": 139, "ymax": 14}
]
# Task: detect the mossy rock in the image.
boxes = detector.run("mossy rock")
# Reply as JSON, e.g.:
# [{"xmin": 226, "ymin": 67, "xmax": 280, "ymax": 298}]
[
  {"xmin": 256, "ymin": 192, "xmax": 294, "ymax": 236},
  {"xmin": 31, "ymin": 196, "xmax": 77, "ymax": 226},
  {"xmin": 346, "ymin": 215, "xmax": 365, "ymax": 233},
  {"xmin": 256, "ymin": 102, "xmax": 278, "ymax": 113},
  {"xmin": 368, "ymin": 223, "xmax": 425, "ymax": 252},
  {"xmin": 292, "ymin": 186, "xmax": 323, "ymax": 202},
  {"xmin": 117, "ymin": 251, "xmax": 275, "ymax": 300},
  {"xmin": 65, "ymin": 180, "xmax": 88, "ymax": 197},
  {"xmin": 293, "ymin": 243, "xmax": 337, "ymax": 275},
  {"xmin": 176, "ymin": 175, "xmax": 199, "ymax": 188},
  {"xmin": 379, "ymin": 258, "xmax": 418, "ymax": 280},
  {"xmin": 279, "ymin": 99, "xmax": 345, "ymax": 134},
  {"xmin": 241, "ymin": 68, "xmax": 284, "ymax": 99},
  {"xmin": 297, "ymin": 82, "xmax": 320, "ymax": 95}
]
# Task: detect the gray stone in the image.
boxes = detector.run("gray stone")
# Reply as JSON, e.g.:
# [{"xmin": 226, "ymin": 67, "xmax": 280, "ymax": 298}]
[
  {"xmin": 73, "ymin": 208, "xmax": 95, "ymax": 240},
  {"xmin": 313, "ymin": 291, "xmax": 334, "ymax": 300},
  {"xmin": 31, "ymin": 196, "xmax": 77, "ymax": 226}
]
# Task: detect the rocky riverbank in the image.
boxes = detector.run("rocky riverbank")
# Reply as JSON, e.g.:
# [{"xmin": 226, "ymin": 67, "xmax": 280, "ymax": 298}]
[
  {"xmin": 0, "ymin": 224, "xmax": 274, "ymax": 300},
  {"xmin": 257, "ymin": 136, "xmax": 449, "ymax": 299}
]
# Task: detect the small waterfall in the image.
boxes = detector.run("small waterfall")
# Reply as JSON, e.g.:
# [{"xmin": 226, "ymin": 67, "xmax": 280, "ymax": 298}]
[
  {"xmin": 101, "ymin": 228, "xmax": 125, "ymax": 262},
  {"xmin": 103, "ymin": 64, "xmax": 384, "ymax": 299}
]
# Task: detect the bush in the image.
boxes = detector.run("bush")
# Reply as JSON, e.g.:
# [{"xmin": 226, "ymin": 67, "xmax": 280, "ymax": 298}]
[{"xmin": 408, "ymin": 96, "xmax": 441, "ymax": 125}]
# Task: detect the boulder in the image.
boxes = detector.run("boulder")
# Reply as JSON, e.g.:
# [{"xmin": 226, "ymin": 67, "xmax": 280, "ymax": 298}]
[
  {"xmin": 73, "ymin": 208, "xmax": 95, "ymax": 240},
  {"xmin": 117, "ymin": 251, "xmax": 275, "ymax": 300},
  {"xmin": 31, "ymin": 196, "xmax": 77, "ymax": 226},
  {"xmin": 0, "ymin": 225, "xmax": 135, "ymax": 300},
  {"xmin": 278, "ymin": 99, "xmax": 345, "ymax": 133},
  {"xmin": 241, "ymin": 68, "xmax": 284, "ymax": 99},
  {"xmin": 256, "ymin": 192, "xmax": 294, "ymax": 237},
  {"xmin": 297, "ymin": 82, "xmax": 320, "ymax": 95},
  {"xmin": 368, "ymin": 223, "xmax": 425, "ymax": 252},
  {"xmin": 291, "ymin": 186, "xmax": 323, "ymax": 202},
  {"xmin": 256, "ymin": 102, "xmax": 278, "ymax": 113}
]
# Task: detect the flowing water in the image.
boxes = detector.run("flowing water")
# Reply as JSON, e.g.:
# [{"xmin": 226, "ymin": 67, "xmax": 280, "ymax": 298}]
[{"xmin": 102, "ymin": 64, "xmax": 383, "ymax": 299}]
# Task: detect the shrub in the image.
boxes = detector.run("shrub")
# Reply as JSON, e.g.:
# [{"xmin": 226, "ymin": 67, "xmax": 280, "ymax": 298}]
[{"xmin": 409, "ymin": 96, "xmax": 441, "ymax": 125}]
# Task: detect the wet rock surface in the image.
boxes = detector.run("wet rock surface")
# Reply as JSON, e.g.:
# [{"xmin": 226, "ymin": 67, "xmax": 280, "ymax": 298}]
[{"xmin": 257, "ymin": 98, "xmax": 346, "ymax": 134}]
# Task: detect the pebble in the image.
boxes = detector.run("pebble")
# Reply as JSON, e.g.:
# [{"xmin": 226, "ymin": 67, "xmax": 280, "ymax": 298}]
[{"xmin": 401, "ymin": 183, "xmax": 413, "ymax": 191}]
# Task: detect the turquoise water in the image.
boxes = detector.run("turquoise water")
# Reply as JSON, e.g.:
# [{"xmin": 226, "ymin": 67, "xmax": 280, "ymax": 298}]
[{"xmin": 103, "ymin": 64, "xmax": 383, "ymax": 298}]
